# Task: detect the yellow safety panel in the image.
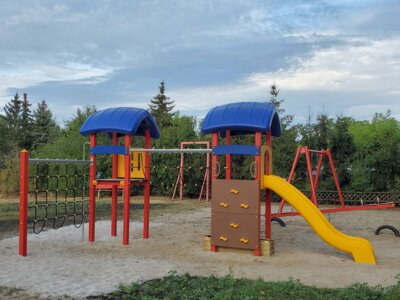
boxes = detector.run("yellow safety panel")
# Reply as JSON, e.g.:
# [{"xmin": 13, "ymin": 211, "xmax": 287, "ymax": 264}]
[
  {"xmin": 117, "ymin": 151, "xmax": 145, "ymax": 179},
  {"xmin": 261, "ymin": 175, "xmax": 376, "ymax": 265}
]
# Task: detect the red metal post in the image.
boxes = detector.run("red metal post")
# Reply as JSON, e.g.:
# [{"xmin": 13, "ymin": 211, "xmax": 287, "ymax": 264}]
[
  {"xmin": 205, "ymin": 142, "xmax": 210, "ymax": 202},
  {"xmin": 89, "ymin": 134, "xmax": 97, "ymax": 242},
  {"xmin": 314, "ymin": 151, "xmax": 324, "ymax": 190},
  {"xmin": 179, "ymin": 142, "xmax": 184, "ymax": 200},
  {"xmin": 143, "ymin": 129, "xmax": 151, "ymax": 239},
  {"xmin": 123, "ymin": 134, "xmax": 132, "ymax": 245},
  {"xmin": 327, "ymin": 149, "xmax": 345, "ymax": 207},
  {"xmin": 265, "ymin": 131, "xmax": 272, "ymax": 240},
  {"xmin": 111, "ymin": 132, "xmax": 118, "ymax": 237},
  {"xmin": 254, "ymin": 132, "xmax": 262, "ymax": 256},
  {"xmin": 305, "ymin": 147, "xmax": 318, "ymax": 206},
  {"xmin": 211, "ymin": 133, "xmax": 218, "ymax": 180},
  {"xmin": 19, "ymin": 150, "xmax": 29, "ymax": 256},
  {"xmin": 225, "ymin": 130, "xmax": 231, "ymax": 179},
  {"xmin": 278, "ymin": 146, "xmax": 302, "ymax": 214},
  {"xmin": 211, "ymin": 133, "xmax": 218, "ymax": 252}
]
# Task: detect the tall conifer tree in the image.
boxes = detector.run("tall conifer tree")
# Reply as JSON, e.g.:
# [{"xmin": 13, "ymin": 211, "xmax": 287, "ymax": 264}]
[
  {"xmin": 3, "ymin": 93, "xmax": 22, "ymax": 145},
  {"xmin": 32, "ymin": 100, "xmax": 59, "ymax": 149},
  {"xmin": 267, "ymin": 84, "xmax": 297, "ymax": 178},
  {"xmin": 20, "ymin": 93, "xmax": 34, "ymax": 149},
  {"xmin": 148, "ymin": 81, "xmax": 175, "ymax": 128}
]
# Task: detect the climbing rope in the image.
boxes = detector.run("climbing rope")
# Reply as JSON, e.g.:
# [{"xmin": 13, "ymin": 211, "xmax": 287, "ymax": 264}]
[{"xmin": 28, "ymin": 159, "xmax": 89, "ymax": 234}]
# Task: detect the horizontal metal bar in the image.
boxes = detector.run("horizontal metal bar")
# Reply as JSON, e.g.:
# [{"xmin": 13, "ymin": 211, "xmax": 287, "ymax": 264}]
[
  {"xmin": 308, "ymin": 150, "xmax": 325, "ymax": 154},
  {"xmin": 129, "ymin": 148, "xmax": 212, "ymax": 154},
  {"xmin": 28, "ymin": 158, "xmax": 90, "ymax": 164}
]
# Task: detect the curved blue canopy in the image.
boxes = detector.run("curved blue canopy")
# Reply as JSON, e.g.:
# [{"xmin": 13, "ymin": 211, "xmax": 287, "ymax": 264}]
[
  {"xmin": 201, "ymin": 102, "xmax": 281, "ymax": 137},
  {"xmin": 80, "ymin": 107, "xmax": 160, "ymax": 138}
]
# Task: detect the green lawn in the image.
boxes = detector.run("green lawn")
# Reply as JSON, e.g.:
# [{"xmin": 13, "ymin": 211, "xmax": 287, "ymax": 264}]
[{"xmin": 89, "ymin": 272, "xmax": 400, "ymax": 300}]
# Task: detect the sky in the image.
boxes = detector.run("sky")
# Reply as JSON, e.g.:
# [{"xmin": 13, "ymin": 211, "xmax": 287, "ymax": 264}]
[{"xmin": 1, "ymin": 0, "xmax": 400, "ymax": 125}]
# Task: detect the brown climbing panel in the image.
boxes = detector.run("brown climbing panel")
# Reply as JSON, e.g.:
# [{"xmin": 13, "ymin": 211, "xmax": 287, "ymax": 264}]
[
  {"xmin": 211, "ymin": 179, "xmax": 260, "ymax": 251},
  {"xmin": 211, "ymin": 179, "xmax": 260, "ymax": 215},
  {"xmin": 211, "ymin": 212, "xmax": 259, "ymax": 249}
]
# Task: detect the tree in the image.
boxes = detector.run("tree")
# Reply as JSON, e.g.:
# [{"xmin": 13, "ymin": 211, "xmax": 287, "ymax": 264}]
[
  {"xmin": 0, "ymin": 117, "xmax": 12, "ymax": 167},
  {"xmin": 299, "ymin": 107, "xmax": 317, "ymax": 149},
  {"xmin": 267, "ymin": 83, "xmax": 297, "ymax": 178},
  {"xmin": 314, "ymin": 113, "xmax": 332, "ymax": 150},
  {"xmin": 36, "ymin": 105, "xmax": 97, "ymax": 160},
  {"xmin": 3, "ymin": 93, "xmax": 22, "ymax": 148},
  {"xmin": 330, "ymin": 115, "xmax": 355, "ymax": 189},
  {"xmin": 32, "ymin": 100, "xmax": 59, "ymax": 149},
  {"xmin": 148, "ymin": 81, "xmax": 175, "ymax": 128},
  {"xmin": 368, "ymin": 112, "xmax": 400, "ymax": 191},
  {"xmin": 19, "ymin": 93, "xmax": 34, "ymax": 149},
  {"xmin": 150, "ymin": 113, "xmax": 198, "ymax": 196},
  {"xmin": 349, "ymin": 111, "xmax": 400, "ymax": 191},
  {"xmin": 269, "ymin": 83, "xmax": 293, "ymax": 125}
]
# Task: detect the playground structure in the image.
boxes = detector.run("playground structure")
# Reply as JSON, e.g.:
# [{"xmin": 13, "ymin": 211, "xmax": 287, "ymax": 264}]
[
  {"xmin": 19, "ymin": 102, "xmax": 383, "ymax": 264},
  {"xmin": 201, "ymin": 102, "xmax": 376, "ymax": 264},
  {"xmin": 79, "ymin": 107, "xmax": 160, "ymax": 245}
]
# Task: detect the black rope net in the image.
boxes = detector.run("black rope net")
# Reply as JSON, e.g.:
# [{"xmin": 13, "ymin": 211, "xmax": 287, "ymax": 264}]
[{"xmin": 28, "ymin": 161, "xmax": 89, "ymax": 234}]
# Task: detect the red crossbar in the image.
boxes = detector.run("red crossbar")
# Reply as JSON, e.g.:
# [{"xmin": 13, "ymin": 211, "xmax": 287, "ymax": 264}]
[{"xmin": 272, "ymin": 202, "xmax": 395, "ymax": 218}]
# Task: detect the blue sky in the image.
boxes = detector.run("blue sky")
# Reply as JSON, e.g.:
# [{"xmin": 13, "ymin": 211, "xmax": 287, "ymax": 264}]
[{"xmin": 1, "ymin": 0, "xmax": 400, "ymax": 124}]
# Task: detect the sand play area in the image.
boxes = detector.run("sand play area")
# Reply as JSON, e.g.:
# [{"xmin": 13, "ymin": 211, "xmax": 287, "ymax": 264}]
[{"xmin": 0, "ymin": 201, "xmax": 399, "ymax": 298}]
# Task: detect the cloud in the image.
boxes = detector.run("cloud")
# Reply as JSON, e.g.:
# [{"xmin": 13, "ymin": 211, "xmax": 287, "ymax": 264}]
[
  {"xmin": 1, "ymin": 1, "xmax": 400, "ymax": 123},
  {"xmin": 170, "ymin": 37, "xmax": 400, "ymax": 117},
  {"xmin": 249, "ymin": 39, "xmax": 400, "ymax": 92},
  {"xmin": 0, "ymin": 62, "xmax": 113, "ymax": 106}
]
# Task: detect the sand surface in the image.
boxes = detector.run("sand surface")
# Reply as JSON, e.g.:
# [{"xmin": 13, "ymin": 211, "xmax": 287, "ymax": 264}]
[{"xmin": 0, "ymin": 203, "xmax": 399, "ymax": 298}]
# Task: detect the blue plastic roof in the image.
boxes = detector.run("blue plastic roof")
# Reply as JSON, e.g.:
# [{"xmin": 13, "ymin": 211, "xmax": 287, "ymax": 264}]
[
  {"xmin": 80, "ymin": 107, "xmax": 160, "ymax": 138},
  {"xmin": 201, "ymin": 102, "xmax": 281, "ymax": 137}
]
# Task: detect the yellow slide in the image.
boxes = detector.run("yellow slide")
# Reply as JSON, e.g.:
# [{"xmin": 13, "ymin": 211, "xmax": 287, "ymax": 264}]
[{"xmin": 262, "ymin": 175, "xmax": 376, "ymax": 264}]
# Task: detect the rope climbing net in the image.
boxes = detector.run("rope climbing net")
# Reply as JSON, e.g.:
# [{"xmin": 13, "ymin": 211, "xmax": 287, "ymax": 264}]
[{"xmin": 27, "ymin": 158, "xmax": 90, "ymax": 234}]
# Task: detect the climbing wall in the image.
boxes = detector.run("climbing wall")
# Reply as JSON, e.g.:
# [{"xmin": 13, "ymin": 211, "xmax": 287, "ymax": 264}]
[{"xmin": 211, "ymin": 179, "xmax": 260, "ymax": 250}]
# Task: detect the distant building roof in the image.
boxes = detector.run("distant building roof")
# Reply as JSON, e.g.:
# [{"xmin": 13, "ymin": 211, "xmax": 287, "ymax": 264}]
[
  {"xmin": 80, "ymin": 107, "xmax": 160, "ymax": 138},
  {"xmin": 201, "ymin": 102, "xmax": 281, "ymax": 137}
]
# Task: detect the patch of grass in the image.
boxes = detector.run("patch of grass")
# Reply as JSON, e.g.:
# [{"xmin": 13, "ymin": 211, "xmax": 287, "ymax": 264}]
[
  {"xmin": 0, "ymin": 285, "xmax": 76, "ymax": 300},
  {"xmin": 90, "ymin": 272, "xmax": 400, "ymax": 300}
]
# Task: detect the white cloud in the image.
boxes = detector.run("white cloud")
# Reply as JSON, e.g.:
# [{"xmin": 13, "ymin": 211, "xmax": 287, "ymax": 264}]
[
  {"xmin": 170, "ymin": 38, "xmax": 400, "ymax": 117},
  {"xmin": 0, "ymin": 62, "xmax": 113, "ymax": 105},
  {"xmin": 250, "ymin": 39, "xmax": 400, "ymax": 92}
]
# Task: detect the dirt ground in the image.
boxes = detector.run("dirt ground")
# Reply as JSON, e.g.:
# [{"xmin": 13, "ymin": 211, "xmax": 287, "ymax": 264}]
[{"xmin": 0, "ymin": 200, "xmax": 399, "ymax": 299}]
